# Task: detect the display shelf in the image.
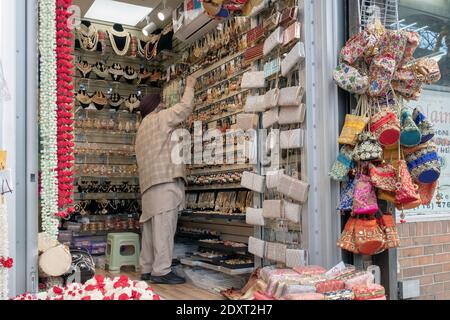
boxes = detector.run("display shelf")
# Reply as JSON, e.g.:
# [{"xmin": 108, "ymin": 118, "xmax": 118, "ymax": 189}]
[
  {"xmin": 191, "ymin": 51, "xmax": 246, "ymax": 78},
  {"xmin": 186, "ymin": 183, "xmax": 244, "ymax": 191},
  {"xmin": 204, "ymin": 109, "xmax": 243, "ymax": 124},
  {"xmin": 180, "ymin": 258, "xmax": 254, "ymax": 275},
  {"xmin": 74, "ymin": 174, "xmax": 139, "ymax": 180},
  {"xmin": 176, "ymin": 232, "xmax": 220, "ymax": 241},
  {"xmin": 72, "ymin": 229, "xmax": 140, "ymax": 237},
  {"xmin": 75, "ymin": 108, "xmax": 140, "ymax": 119},
  {"xmin": 197, "ymin": 241, "xmax": 248, "ymax": 254},
  {"xmin": 195, "ymin": 68, "xmax": 251, "ymax": 96},
  {"xmin": 181, "ymin": 210, "xmax": 246, "ymax": 221},
  {"xmin": 74, "ymin": 192, "xmax": 141, "ymax": 200},
  {"xmin": 194, "ymin": 89, "xmax": 248, "ymax": 112},
  {"xmin": 187, "ymin": 164, "xmax": 252, "ymax": 176},
  {"xmin": 75, "ymin": 129, "xmax": 137, "ymax": 137}
]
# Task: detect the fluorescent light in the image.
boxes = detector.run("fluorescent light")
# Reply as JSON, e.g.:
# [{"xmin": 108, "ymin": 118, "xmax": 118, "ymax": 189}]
[
  {"xmin": 85, "ymin": 0, "xmax": 153, "ymax": 26},
  {"xmin": 158, "ymin": 8, "xmax": 172, "ymax": 21},
  {"xmin": 142, "ymin": 22, "xmax": 157, "ymax": 36}
]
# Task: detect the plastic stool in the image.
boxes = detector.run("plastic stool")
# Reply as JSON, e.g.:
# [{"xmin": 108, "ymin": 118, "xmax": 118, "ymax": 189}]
[{"xmin": 106, "ymin": 233, "xmax": 140, "ymax": 274}]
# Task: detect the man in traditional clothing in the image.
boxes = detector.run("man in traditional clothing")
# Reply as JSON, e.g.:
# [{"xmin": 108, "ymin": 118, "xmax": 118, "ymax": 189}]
[{"xmin": 136, "ymin": 76, "xmax": 196, "ymax": 284}]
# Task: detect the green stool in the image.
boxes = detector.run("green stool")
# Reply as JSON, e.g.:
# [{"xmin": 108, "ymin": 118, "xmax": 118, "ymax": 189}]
[{"xmin": 106, "ymin": 233, "xmax": 140, "ymax": 274}]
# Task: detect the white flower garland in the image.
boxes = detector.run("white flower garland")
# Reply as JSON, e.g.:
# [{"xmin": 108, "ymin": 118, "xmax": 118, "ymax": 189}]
[
  {"xmin": 0, "ymin": 198, "xmax": 9, "ymax": 300},
  {"xmin": 39, "ymin": 0, "xmax": 59, "ymax": 240}
]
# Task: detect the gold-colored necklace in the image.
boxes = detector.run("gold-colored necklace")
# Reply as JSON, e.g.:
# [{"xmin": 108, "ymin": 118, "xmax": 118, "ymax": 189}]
[{"xmin": 77, "ymin": 24, "xmax": 98, "ymax": 52}]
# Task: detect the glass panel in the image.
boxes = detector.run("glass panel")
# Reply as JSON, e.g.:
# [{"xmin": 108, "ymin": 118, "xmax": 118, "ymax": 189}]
[{"xmin": 400, "ymin": 0, "xmax": 450, "ymax": 216}]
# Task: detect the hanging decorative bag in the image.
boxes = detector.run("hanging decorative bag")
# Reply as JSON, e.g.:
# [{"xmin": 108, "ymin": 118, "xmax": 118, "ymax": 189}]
[
  {"xmin": 352, "ymin": 132, "xmax": 383, "ymax": 162},
  {"xmin": 263, "ymin": 27, "xmax": 284, "ymax": 56},
  {"xmin": 246, "ymin": 24, "xmax": 265, "ymax": 47},
  {"xmin": 369, "ymin": 107, "xmax": 400, "ymax": 146},
  {"xmin": 368, "ymin": 54, "xmax": 397, "ymax": 97},
  {"xmin": 399, "ymin": 30, "xmax": 420, "ymax": 67},
  {"xmin": 278, "ymin": 86, "xmax": 304, "ymax": 106},
  {"xmin": 263, "ymin": 200, "xmax": 283, "ymax": 219},
  {"xmin": 413, "ymin": 108, "xmax": 435, "ymax": 144},
  {"xmin": 244, "ymin": 95, "xmax": 266, "ymax": 113},
  {"xmin": 333, "ymin": 63, "xmax": 369, "ymax": 95},
  {"xmin": 282, "ymin": 22, "xmax": 301, "ymax": 47},
  {"xmin": 379, "ymin": 213, "xmax": 400, "ymax": 250},
  {"xmin": 266, "ymin": 169, "xmax": 284, "ymax": 189},
  {"xmin": 415, "ymin": 57, "xmax": 441, "ymax": 84},
  {"xmin": 405, "ymin": 144, "xmax": 441, "ymax": 183},
  {"xmin": 281, "ymin": 42, "xmax": 305, "ymax": 77},
  {"xmin": 354, "ymin": 217, "xmax": 386, "ymax": 255},
  {"xmin": 265, "ymin": 242, "xmax": 287, "ymax": 264},
  {"xmin": 264, "ymin": 58, "xmax": 281, "ymax": 78},
  {"xmin": 377, "ymin": 190, "xmax": 396, "ymax": 204},
  {"xmin": 277, "ymin": 174, "xmax": 310, "ymax": 203},
  {"xmin": 244, "ymin": 43, "xmax": 264, "ymax": 64},
  {"xmin": 353, "ymin": 174, "xmax": 379, "ymax": 215},
  {"xmin": 241, "ymin": 171, "xmax": 265, "ymax": 193},
  {"xmin": 264, "ymin": 88, "xmax": 280, "ymax": 109},
  {"xmin": 338, "ymin": 96, "xmax": 370, "ymax": 146},
  {"xmin": 280, "ymin": 129, "xmax": 304, "ymax": 149},
  {"xmin": 279, "ymin": 104, "xmax": 306, "ymax": 125},
  {"xmin": 329, "ymin": 145, "xmax": 354, "ymax": 182},
  {"xmin": 417, "ymin": 181, "xmax": 437, "ymax": 205},
  {"xmin": 282, "ymin": 200, "xmax": 301, "ymax": 224},
  {"xmin": 262, "ymin": 107, "xmax": 279, "ymax": 129},
  {"xmin": 248, "ymin": 237, "xmax": 266, "ymax": 258},
  {"xmin": 400, "ymin": 107, "xmax": 422, "ymax": 147},
  {"xmin": 263, "ymin": 10, "xmax": 281, "ymax": 31},
  {"xmin": 395, "ymin": 160, "xmax": 421, "ymax": 205},
  {"xmin": 241, "ymin": 71, "xmax": 265, "ymax": 89},
  {"xmin": 236, "ymin": 113, "xmax": 259, "ymax": 130},
  {"xmin": 246, "ymin": 208, "xmax": 265, "ymax": 226},
  {"xmin": 336, "ymin": 217, "xmax": 358, "ymax": 254},
  {"xmin": 369, "ymin": 163, "xmax": 397, "ymax": 192},
  {"xmin": 338, "ymin": 179, "xmax": 356, "ymax": 211},
  {"xmin": 279, "ymin": 7, "xmax": 298, "ymax": 26}
]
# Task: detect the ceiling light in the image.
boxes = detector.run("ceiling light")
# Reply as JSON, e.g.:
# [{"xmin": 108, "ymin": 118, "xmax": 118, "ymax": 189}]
[
  {"xmin": 85, "ymin": 0, "xmax": 153, "ymax": 26},
  {"xmin": 158, "ymin": 8, "xmax": 172, "ymax": 21},
  {"xmin": 142, "ymin": 22, "xmax": 157, "ymax": 36}
]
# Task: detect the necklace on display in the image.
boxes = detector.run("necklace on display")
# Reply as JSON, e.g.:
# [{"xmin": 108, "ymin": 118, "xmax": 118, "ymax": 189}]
[
  {"xmin": 77, "ymin": 24, "xmax": 99, "ymax": 52},
  {"xmin": 108, "ymin": 27, "xmax": 131, "ymax": 56}
]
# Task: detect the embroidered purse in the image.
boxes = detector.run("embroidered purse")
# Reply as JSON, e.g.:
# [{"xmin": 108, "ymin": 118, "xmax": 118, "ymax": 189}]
[
  {"xmin": 245, "ymin": 95, "xmax": 265, "ymax": 113},
  {"xmin": 405, "ymin": 144, "xmax": 441, "ymax": 183},
  {"xmin": 265, "ymin": 242, "xmax": 287, "ymax": 263},
  {"xmin": 244, "ymin": 43, "xmax": 264, "ymax": 64},
  {"xmin": 415, "ymin": 57, "xmax": 441, "ymax": 84},
  {"xmin": 282, "ymin": 22, "xmax": 301, "ymax": 47},
  {"xmin": 263, "ymin": 27, "xmax": 284, "ymax": 56},
  {"xmin": 395, "ymin": 160, "xmax": 420, "ymax": 205},
  {"xmin": 352, "ymin": 132, "xmax": 383, "ymax": 162},
  {"xmin": 241, "ymin": 71, "xmax": 265, "ymax": 89},
  {"xmin": 246, "ymin": 208, "xmax": 265, "ymax": 226},
  {"xmin": 354, "ymin": 217, "xmax": 386, "ymax": 255},
  {"xmin": 353, "ymin": 284, "xmax": 386, "ymax": 300},
  {"xmin": 353, "ymin": 174, "xmax": 379, "ymax": 215},
  {"xmin": 418, "ymin": 181, "xmax": 438, "ymax": 205},
  {"xmin": 263, "ymin": 11, "xmax": 281, "ymax": 31},
  {"xmin": 285, "ymin": 249, "xmax": 307, "ymax": 268},
  {"xmin": 279, "ymin": 104, "xmax": 306, "ymax": 125},
  {"xmin": 263, "ymin": 200, "xmax": 282, "ymax": 219},
  {"xmin": 246, "ymin": 24, "xmax": 265, "ymax": 47},
  {"xmin": 369, "ymin": 107, "xmax": 400, "ymax": 146},
  {"xmin": 266, "ymin": 169, "xmax": 284, "ymax": 189},
  {"xmin": 337, "ymin": 217, "xmax": 358, "ymax": 254},
  {"xmin": 329, "ymin": 145, "xmax": 354, "ymax": 182},
  {"xmin": 413, "ymin": 108, "xmax": 435, "ymax": 144},
  {"xmin": 280, "ymin": 129, "xmax": 304, "ymax": 149},
  {"xmin": 277, "ymin": 174, "xmax": 310, "ymax": 203},
  {"xmin": 282, "ymin": 200, "xmax": 301, "ymax": 224},
  {"xmin": 236, "ymin": 113, "xmax": 259, "ymax": 130},
  {"xmin": 264, "ymin": 88, "xmax": 280, "ymax": 109},
  {"xmin": 399, "ymin": 30, "xmax": 420, "ymax": 67},
  {"xmin": 380, "ymin": 213, "xmax": 400, "ymax": 250},
  {"xmin": 262, "ymin": 107, "xmax": 279, "ymax": 128},
  {"xmin": 248, "ymin": 236, "xmax": 265, "ymax": 258},
  {"xmin": 264, "ymin": 58, "xmax": 281, "ymax": 78},
  {"xmin": 281, "ymin": 42, "xmax": 305, "ymax": 77},
  {"xmin": 241, "ymin": 171, "xmax": 265, "ymax": 193},
  {"xmin": 279, "ymin": 7, "xmax": 298, "ymax": 26},
  {"xmin": 401, "ymin": 107, "xmax": 422, "ymax": 147},
  {"xmin": 378, "ymin": 190, "xmax": 396, "ymax": 203},
  {"xmin": 333, "ymin": 63, "xmax": 369, "ymax": 95},
  {"xmin": 338, "ymin": 179, "xmax": 356, "ymax": 211},
  {"xmin": 369, "ymin": 163, "xmax": 397, "ymax": 192},
  {"xmin": 278, "ymin": 86, "xmax": 304, "ymax": 106},
  {"xmin": 338, "ymin": 96, "xmax": 370, "ymax": 146}
]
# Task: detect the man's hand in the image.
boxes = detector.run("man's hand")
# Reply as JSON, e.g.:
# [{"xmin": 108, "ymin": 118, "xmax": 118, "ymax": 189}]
[{"xmin": 186, "ymin": 75, "xmax": 197, "ymax": 89}]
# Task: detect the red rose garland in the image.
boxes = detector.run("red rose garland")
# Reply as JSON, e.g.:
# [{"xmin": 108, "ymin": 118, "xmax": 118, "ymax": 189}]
[
  {"xmin": 56, "ymin": 0, "xmax": 75, "ymax": 219},
  {"xmin": 0, "ymin": 257, "xmax": 13, "ymax": 269}
]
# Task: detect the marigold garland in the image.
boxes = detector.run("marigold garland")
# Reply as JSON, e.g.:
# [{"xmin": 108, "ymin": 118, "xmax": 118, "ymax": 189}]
[
  {"xmin": 39, "ymin": 0, "xmax": 59, "ymax": 240},
  {"xmin": 56, "ymin": 0, "xmax": 75, "ymax": 218}
]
